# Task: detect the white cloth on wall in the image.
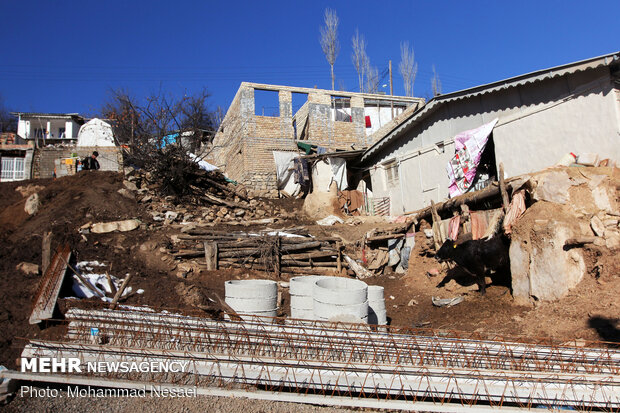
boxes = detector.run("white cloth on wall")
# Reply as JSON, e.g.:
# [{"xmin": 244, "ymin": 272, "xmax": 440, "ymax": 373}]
[
  {"xmin": 273, "ymin": 151, "xmax": 301, "ymax": 196},
  {"xmin": 328, "ymin": 157, "xmax": 348, "ymax": 190}
]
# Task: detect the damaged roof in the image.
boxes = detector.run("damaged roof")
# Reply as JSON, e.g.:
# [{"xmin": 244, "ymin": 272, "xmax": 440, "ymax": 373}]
[{"xmin": 361, "ymin": 51, "xmax": 620, "ymax": 163}]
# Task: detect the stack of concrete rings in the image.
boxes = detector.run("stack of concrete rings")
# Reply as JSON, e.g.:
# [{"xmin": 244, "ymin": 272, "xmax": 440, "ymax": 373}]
[
  {"xmin": 289, "ymin": 275, "xmax": 324, "ymax": 320},
  {"xmin": 313, "ymin": 277, "xmax": 368, "ymax": 323},
  {"xmin": 225, "ymin": 280, "xmax": 278, "ymax": 320},
  {"xmin": 367, "ymin": 285, "xmax": 387, "ymax": 325}
]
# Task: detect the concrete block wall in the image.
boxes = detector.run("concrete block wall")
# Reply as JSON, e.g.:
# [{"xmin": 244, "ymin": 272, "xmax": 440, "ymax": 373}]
[{"xmin": 33, "ymin": 146, "xmax": 123, "ymax": 179}]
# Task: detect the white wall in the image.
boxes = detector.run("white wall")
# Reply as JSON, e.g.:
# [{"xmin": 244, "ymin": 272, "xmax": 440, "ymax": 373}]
[
  {"xmin": 364, "ymin": 106, "xmax": 405, "ymax": 136},
  {"xmin": 17, "ymin": 119, "xmax": 28, "ymax": 139},
  {"xmin": 367, "ymin": 66, "xmax": 620, "ymax": 213}
]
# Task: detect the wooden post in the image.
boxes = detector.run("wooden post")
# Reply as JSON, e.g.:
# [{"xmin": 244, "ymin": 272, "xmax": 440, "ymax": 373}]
[
  {"xmin": 431, "ymin": 200, "xmax": 451, "ymax": 270},
  {"xmin": 430, "ymin": 200, "xmax": 445, "ymax": 248},
  {"xmin": 460, "ymin": 204, "xmax": 471, "ymax": 234},
  {"xmin": 499, "ymin": 162, "xmax": 509, "ymax": 212},
  {"xmin": 336, "ymin": 241, "xmax": 342, "ymax": 274},
  {"xmin": 275, "ymin": 236, "xmax": 281, "ymax": 279},
  {"xmin": 110, "ymin": 274, "xmax": 133, "ymax": 310},
  {"xmin": 204, "ymin": 241, "xmax": 218, "ymax": 270},
  {"xmin": 42, "ymin": 231, "xmax": 52, "ymax": 276}
]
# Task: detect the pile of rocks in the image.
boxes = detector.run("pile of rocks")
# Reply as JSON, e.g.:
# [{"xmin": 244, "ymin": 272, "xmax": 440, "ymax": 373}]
[{"xmin": 119, "ymin": 167, "xmax": 293, "ymax": 226}]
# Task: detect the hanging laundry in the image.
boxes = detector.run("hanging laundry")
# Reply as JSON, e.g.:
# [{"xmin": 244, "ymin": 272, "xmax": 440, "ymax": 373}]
[
  {"xmin": 448, "ymin": 215, "xmax": 461, "ymax": 240},
  {"xmin": 470, "ymin": 211, "xmax": 488, "ymax": 240},
  {"xmin": 446, "ymin": 118, "xmax": 498, "ymax": 197}
]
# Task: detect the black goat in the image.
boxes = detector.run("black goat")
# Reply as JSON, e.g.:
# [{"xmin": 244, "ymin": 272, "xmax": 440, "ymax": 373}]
[{"xmin": 435, "ymin": 236, "xmax": 510, "ymax": 295}]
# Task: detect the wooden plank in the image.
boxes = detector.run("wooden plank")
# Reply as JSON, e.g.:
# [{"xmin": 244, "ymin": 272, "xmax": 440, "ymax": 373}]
[
  {"xmin": 204, "ymin": 241, "xmax": 218, "ymax": 270},
  {"xmin": 366, "ymin": 233, "xmax": 406, "ymax": 242},
  {"xmin": 201, "ymin": 193, "xmax": 250, "ymax": 210},
  {"xmin": 41, "ymin": 231, "xmax": 52, "ymax": 276},
  {"xmin": 109, "ymin": 274, "xmax": 133, "ymax": 310},
  {"xmin": 29, "ymin": 245, "xmax": 71, "ymax": 324}
]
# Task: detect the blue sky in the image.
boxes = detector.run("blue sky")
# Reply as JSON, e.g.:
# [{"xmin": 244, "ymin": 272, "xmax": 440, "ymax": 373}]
[{"xmin": 1, "ymin": 1, "xmax": 619, "ymax": 117}]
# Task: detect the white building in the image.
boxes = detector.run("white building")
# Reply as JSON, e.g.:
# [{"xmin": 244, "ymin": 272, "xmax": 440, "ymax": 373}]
[
  {"xmin": 14, "ymin": 112, "xmax": 85, "ymax": 146},
  {"xmin": 360, "ymin": 52, "xmax": 620, "ymax": 215}
]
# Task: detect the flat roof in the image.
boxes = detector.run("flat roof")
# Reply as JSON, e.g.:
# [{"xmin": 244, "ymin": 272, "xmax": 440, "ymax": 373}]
[{"xmin": 11, "ymin": 112, "xmax": 84, "ymax": 120}]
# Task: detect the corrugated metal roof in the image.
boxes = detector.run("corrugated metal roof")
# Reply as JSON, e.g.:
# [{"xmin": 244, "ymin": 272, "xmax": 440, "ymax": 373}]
[{"xmin": 361, "ymin": 51, "xmax": 620, "ymax": 163}]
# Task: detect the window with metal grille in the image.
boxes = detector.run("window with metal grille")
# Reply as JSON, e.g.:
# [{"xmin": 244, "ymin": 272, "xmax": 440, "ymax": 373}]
[{"xmin": 1, "ymin": 157, "xmax": 25, "ymax": 181}]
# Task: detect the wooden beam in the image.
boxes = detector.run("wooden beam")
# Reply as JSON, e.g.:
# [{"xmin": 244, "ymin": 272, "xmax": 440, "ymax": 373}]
[
  {"xmin": 29, "ymin": 245, "xmax": 71, "ymax": 324},
  {"xmin": 110, "ymin": 274, "xmax": 133, "ymax": 310},
  {"xmin": 201, "ymin": 193, "xmax": 250, "ymax": 210},
  {"xmin": 41, "ymin": 231, "xmax": 52, "ymax": 276}
]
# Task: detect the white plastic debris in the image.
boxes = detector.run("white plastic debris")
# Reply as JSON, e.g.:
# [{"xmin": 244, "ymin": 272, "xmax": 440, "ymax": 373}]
[{"xmin": 317, "ymin": 215, "xmax": 344, "ymax": 226}]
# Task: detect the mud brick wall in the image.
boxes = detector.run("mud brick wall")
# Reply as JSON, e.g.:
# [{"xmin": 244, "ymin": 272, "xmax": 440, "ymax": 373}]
[
  {"xmin": 241, "ymin": 136, "xmax": 297, "ymax": 194},
  {"xmin": 33, "ymin": 146, "xmax": 123, "ymax": 179}
]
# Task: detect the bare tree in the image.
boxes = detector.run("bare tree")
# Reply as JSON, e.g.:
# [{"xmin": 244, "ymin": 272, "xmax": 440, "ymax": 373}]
[
  {"xmin": 431, "ymin": 64, "xmax": 443, "ymax": 96},
  {"xmin": 399, "ymin": 41, "xmax": 418, "ymax": 97},
  {"xmin": 319, "ymin": 8, "xmax": 340, "ymax": 90},
  {"xmin": 366, "ymin": 65, "xmax": 380, "ymax": 94},
  {"xmin": 351, "ymin": 29, "xmax": 368, "ymax": 93},
  {"xmin": 102, "ymin": 87, "xmax": 217, "ymax": 196},
  {"xmin": 0, "ymin": 94, "xmax": 16, "ymax": 133}
]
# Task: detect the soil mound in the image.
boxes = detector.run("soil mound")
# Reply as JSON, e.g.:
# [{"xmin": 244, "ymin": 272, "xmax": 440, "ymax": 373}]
[{"xmin": 0, "ymin": 171, "xmax": 147, "ymax": 368}]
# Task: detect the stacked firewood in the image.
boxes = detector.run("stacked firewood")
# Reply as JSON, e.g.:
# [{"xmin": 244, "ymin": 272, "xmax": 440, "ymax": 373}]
[{"xmin": 171, "ymin": 228, "xmax": 344, "ymax": 277}]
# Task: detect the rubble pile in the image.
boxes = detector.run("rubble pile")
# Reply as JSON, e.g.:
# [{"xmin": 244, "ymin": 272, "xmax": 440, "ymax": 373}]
[{"xmin": 121, "ymin": 167, "xmax": 293, "ymax": 227}]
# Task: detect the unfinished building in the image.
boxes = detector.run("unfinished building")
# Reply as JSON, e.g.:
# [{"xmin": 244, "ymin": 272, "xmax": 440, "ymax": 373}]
[{"xmin": 210, "ymin": 82, "xmax": 423, "ymax": 195}]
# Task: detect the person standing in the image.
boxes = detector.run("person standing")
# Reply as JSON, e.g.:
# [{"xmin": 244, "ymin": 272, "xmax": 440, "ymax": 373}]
[{"xmin": 81, "ymin": 151, "xmax": 100, "ymax": 170}]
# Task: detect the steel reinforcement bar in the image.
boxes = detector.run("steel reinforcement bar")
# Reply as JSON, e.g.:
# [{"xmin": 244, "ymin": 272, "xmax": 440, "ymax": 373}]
[
  {"xmin": 64, "ymin": 308, "xmax": 620, "ymax": 375},
  {"xmin": 21, "ymin": 339, "xmax": 620, "ymax": 410}
]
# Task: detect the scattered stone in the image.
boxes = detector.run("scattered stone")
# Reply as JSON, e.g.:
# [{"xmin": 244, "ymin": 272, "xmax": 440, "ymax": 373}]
[
  {"xmin": 91, "ymin": 219, "xmax": 141, "ymax": 233},
  {"xmin": 24, "ymin": 193, "xmax": 40, "ymax": 215},
  {"xmin": 165, "ymin": 211, "xmax": 179, "ymax": 222},
  {"xmin": 604, "ymin": 230, "xmax": 620, "ymax": 250},
  {"xmin": 16, "ymin": 262, "xmax": 39, "ymax": 276},
  {"xmin": 532, "ymin": 170, "xmax": 571, "ymax": 204},
  {"xmin": 117, "ymin": 188, "xmax": 135, "ymax": 200},
  {"xmin": 590, "ymin": 216, "xmax": 605, "ymax": 237},
  {"xmin": 140, "ymin": 195, "xmax": 152, "ymax": 203},
  {"xmin": 407, "ymin": 299, "xmax": 418, "ymax": 306},
  {"xmin": 427, "ymin": 268, "xmax": 440, "ymax": 277},
  {"xmin": 15, "ymin": 184, "xmax": 44, "ymax": 198},
  {"xmin": 123, "ymin": 180, "xmax": 139, "ymax": 191},
  {"xmin": 151, "ymin": 212, "xmax": 164, "ymax": 222}
]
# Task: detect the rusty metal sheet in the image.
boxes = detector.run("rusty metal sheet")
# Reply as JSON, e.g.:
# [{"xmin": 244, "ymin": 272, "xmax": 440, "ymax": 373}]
[{"xmin": 29, "ymin": 244, "xmax": 71, "ymax": 324}]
